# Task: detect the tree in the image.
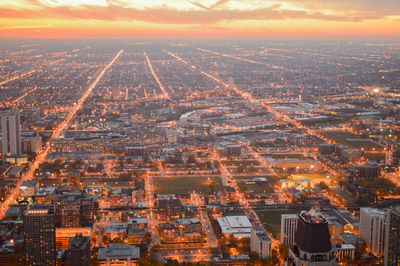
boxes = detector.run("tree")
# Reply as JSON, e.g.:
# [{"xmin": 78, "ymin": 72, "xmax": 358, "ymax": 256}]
[
  {"xmin": 237, "ymin": 165, "xmax": 246, "ymax": 173},
  {"xmin": 165, "ymin": 259, "xmax": 180, "ymax": 266},
  {"xmin": 318, "ymin": 181, "xmax": 329, "ymax": 191},
  {"xmin": 118, "ymin": 173, "xmax": 132, "ymax": 182},
  {"xmin": 213, "ymin": 160, "xmax": 221, "ymax": 169},
  {"xmin": 263, "ymin": 248, "xmax": 280, "ymax": 266},
  {"xmin": 137, "ymin": 257, "xmax": 162, "ymax": 266},
  {"xmin": 278, "ymin": 243, "xmax": 289, "ymax": 260},
  {"xmin": 186, "ymin": 155, "xmax": 196, "ymax": 164},
  {"xmin": 96, "ymin": 163, "xmax": 104, "ymax": 171},
  {"xmin": 249, "ymin": 251, "xmax": 260, "ymax": 261},
  {"xmin": 144, "ymin": 232, "xmax": 152, "ymax": 244}
]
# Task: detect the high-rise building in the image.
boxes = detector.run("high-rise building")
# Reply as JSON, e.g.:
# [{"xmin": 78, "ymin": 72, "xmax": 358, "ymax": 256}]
[
  {"xmin": 250, "ymin": 226, "xmax": 272, "ymax": 259},
  {"xmin": 60, "ymin": 200, "xmax": 81, "ymax": 227},
  {"xmin": 286, "ymin": 210, "xmax": 337, "ymax": 266},
  {"xmin": 1, "ymin": 108, "xmax": 21, "ymax": 157},
  {"xmin": 21, "ymin": 134, "xmax": 42, "ymax": 154},
  {"xmin": 359, "ymin": 207, "xmax": 386, "ymax": 256},
  {"xmin": 67, "ymin": 233, "xmax": 91, "ymax": 266},
  {"xmin": 384, "ymin": 206, "xmax": 400, "ymax": 266},
  {"xmin": 52, "ymin": 190, "xmax": 95, "ymax": 228},
  {"xmin": 281, "ymin": 214, "xmax": 298, "ymax": 246},
  {"xmin": 23, "ymin": 204, "xmax": 56, "ymax": 265}
]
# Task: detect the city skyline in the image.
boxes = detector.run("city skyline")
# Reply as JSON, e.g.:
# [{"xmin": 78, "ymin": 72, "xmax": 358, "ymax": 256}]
[
  {"xmin": 0, "ymin": 0, "xmax": 399, "ymax": 39},
  {"xmin": 0, "ymin": 2, "xmax": 399, "ymax": 263}
]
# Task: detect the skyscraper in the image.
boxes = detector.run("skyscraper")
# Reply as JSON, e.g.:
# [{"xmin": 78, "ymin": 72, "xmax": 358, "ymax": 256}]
[
  {"xmin": 384, "ymin": 206, "xmax": 400, "ymax": 266},
  {"xmin": 23, "ymin": 204, "xmax": 56, "ymax": 266},
  {"xmin": 1, "ymin": 107, "xmax": 21, "ymax": 157},
  {"xmin": 286, "ymin": 210, "xmax": 337, "ymax": 266},
  {"xmin": 281, "ymin": 214, "xmax": 298, "ymax": 246},
  {"xmin": 360, "ymin": 207, "xmax": 386, "ymax": 256}
]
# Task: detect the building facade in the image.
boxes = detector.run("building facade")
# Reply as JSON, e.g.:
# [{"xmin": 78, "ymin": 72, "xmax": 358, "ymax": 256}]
[
  {"xmin": 281, "ymin": 214, "xmax": 298, "ymax": 246},
  {"xmin": 360, "ymin": 207, "xmax": 386, "ymax": 256},
  {"xmin": 250, "ymin": 226, "xmax": 272, "ymax": 259},
  {"xmin": 98, "ymin": 243, "xmax": 140, "ymax": 266},
  {"xmin": 286, "ymin": 210, "xmax": 337, "ymax": 266},
  {"xmin": 23, "ymin": 204, "xmax": 56, "ymax": 265},
  {"xmin": 67, "ymin": 233, "xmax": 91, "ymax": 266},
  {"xmin": 1, "ymin": 108, "xmax": 21, "ymax": 157},
  {"xmin": 384, "ymin": 206, "xmax": 400, "ymax": 266}
]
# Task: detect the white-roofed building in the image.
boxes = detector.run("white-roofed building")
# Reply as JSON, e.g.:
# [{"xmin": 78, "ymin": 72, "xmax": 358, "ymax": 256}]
[{"xmin": 217, "ymin": 215, "xmax": 252, "ymax": 238}]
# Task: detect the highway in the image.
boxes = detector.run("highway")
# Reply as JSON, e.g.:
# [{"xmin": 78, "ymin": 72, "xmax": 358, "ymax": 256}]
[
  {"xmin": 165, "ymin": 49, "xmax": 333, "ymax": 149},
  {"xmin": 196, "ymin": 48, "xmax": 298, "ymax": 73},
  {"xmin": 0, "ymin": 50, "xmax": 123, "ymax": 219},
  {"xmin": 164, "ymin": 49, "xmax": 343, "ymax": 248},
  {"xmin": 143, "ymin": 51, "xmax": 170, "ymax": 99}
]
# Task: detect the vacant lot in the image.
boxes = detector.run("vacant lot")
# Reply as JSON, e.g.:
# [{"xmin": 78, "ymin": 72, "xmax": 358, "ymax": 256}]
[
  {"xmin": 364, "ymin": 152, "xmax": 385, "ymax": 161},
  {"xmin": 153, "ymin": 175, "xmax": 223, "ymax": 194},
  {"xmin": 256, "ymin": 210, "xmax": 297, "ymax": 236},
  {"xmin": 319, "ymin": 130, "xmax": 384, "ymax": 151}
]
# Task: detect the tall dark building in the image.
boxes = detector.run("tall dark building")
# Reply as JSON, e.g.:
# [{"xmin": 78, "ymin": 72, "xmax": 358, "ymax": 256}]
[
  {"xmin": 0, "ymin": 239, "xmax": 25, "ymax": 266},
  {"xmin": 23, "ymin": 204, "xmax": 56, "ymax": 266},
  {"xmin": 67, "ymin": 233, "xmax": 91, "ymax": 266},
  {"xmin": 384, "ymin": 206, "xmax": 400, "ymax": 266},
  {"xmin": 1, "ymin": 107, "xmax": 21, "ymax": 157},
  {"xmin": 286, "ymin": 210, "xmax": 337, "ymax": 266},
  {"xmin": 60, "ymin": 198, "xmax": 81, "ymax": 228},
  {"xmin": 52, "ymin": 190, "xmax": 95, "ymax": 228}
]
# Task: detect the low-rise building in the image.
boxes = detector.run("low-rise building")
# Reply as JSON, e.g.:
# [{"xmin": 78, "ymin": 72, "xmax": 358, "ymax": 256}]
[
  {"xmin": 20, "ymin": 180, "xmax": 39, "ymax": 197},
  {"xmin": 98, "ymin": 243, "xmax": 140, "ymax": 266},
  {"xmin": 217, "ymin": 215, "xmax": 252, "ymax": 238}
]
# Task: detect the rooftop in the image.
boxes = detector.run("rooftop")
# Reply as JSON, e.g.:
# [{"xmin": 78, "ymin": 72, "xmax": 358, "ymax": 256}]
[
  {"xmin": 98, "ymin": 243, "xmax": 140, "ymax": 260},
  {"xmin": 252, "ymin": 226, "xmax": 271, "ymax": 242},
  {"xmin": 217, "ymin": 215, "xmax": 252, "ymax": 235}
]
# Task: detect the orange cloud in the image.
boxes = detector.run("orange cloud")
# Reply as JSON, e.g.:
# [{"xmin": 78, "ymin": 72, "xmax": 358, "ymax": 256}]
[{"xmin": 0, "ymin": 0, "xmax": 399, "ymax": 39}]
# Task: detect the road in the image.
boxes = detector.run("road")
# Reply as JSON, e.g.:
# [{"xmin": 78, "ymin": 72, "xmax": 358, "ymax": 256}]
[
  {"xmin": 165, "ymin": 49, "xmax": 299, "ymax": 248},
  {"xmin": 92, "ymin": 211, "xmax": 109, "ymax": 247},
  {"xmin": 144, "ymin": 172, "xmax": 160, "ymax": 248},
  {"xmin": 238, "ymin": 141, "xmax": 277, "ymax": 175},
  {"xmin": 191, "ymin": 193, "xmax": 218, "ymax": 248},
  {"xmin": 12, "ymin": 85, "xmax": 40, "ymax": 104},
  {"xmin": 0, "ymin": 50, "xmax": 123, "ymax": 219},
  {"xmin": 196, "ymin": 48, "xmax": 298, "ymax": 73},
  {"xmin": 143, "ymin": 51, "xmax": 170, "ymax": 99},
  {"xmin": 0, "ymin": 70, "xmax": 36, "ymax": 86},
  {"xmin": 164, "ymin": 50, "xmax": 331, "ymax": 145}
]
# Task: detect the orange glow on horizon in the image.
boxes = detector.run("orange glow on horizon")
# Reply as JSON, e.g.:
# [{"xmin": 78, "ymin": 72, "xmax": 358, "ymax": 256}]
[{"xmin": 0, "ymin": 0, "xmax": 399, "ymax": 39}]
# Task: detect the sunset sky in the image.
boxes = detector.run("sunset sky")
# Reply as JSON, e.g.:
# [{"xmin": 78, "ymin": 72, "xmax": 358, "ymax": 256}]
[{"xmin": 0, "ymin": 0, "xmax": 399, "ymax": 39}]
